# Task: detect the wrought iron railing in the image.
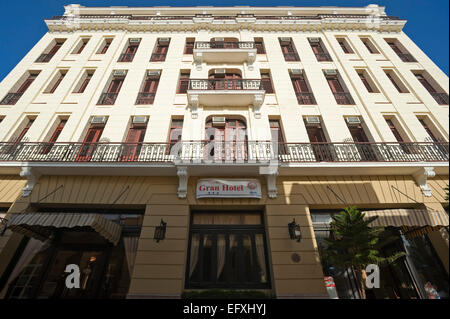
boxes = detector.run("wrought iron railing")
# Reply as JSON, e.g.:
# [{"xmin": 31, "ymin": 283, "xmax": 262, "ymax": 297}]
[
  {"xmin": 296, "ymin": 93, "xmax": 316, "ymax": 105},
  {"xmin": 118, "ymin": 53, "xmax": 136, "ymax": 62},
  {"xmin": 135, "ymin": 93, "xmax": 156, "ymax": 105},
  {"xmin": 333, "ymin": 92, "xmax": 355, "ymax": 105},
  {"xmin": 431, "ymin": 93, "xmax": 449, "ymax": 105},
  {"xmin": 188, "ymin": 79, "xmax": 263, "ymax": 91},
  {"xmin": 35, "ymin": 53, "xmax": 55, "ymax": 63},
  {"xmin": 315, "ymin": 53, "xmax": 333, "ymax": 62},
  {"xmin": 283, "ymin": 53, "xmax": 300, "ymax": 61},
  {"xmin": 150, "ymin": 53, "xmax": 167, "ymax": 62},
  {"xmin": 0, "ymin": 141, "xmax": 447, "ymax": 164},
  {"xmin": 397, "ymin": 53, "xmax": 417, "ymax": 63},
  {"xmin": 194, "ymin": 41, "xmax": 255, "ymax": 49},
  {"xmin": 97, "ymin": 93, "xmax": 119, "ymax": 105},
  {"xmin": 0, "ymin": 93, "xmax": 23, "ymax": 105}
]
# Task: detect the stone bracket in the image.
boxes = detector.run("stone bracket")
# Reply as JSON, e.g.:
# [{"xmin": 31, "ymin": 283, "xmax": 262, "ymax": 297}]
[
  {"xmin": 177, "ymin": 166, "xmax": 189, "ymax": 198},
  {"xmin": 253, "ymin": 93, "xmax": 264, "ymax": 119},
  {"xmin": 247, "ymin": 52, "xmax": 256, "ymax": 71},
  {"xmin": 260, "ymin": 165, "xmax": 278, "ymax": 198},
  {"xmin": 188, "ymin": 94, "xmax": 199, "ymax": 119},
  {"xmin": 193, "ymin": 52, "xmax": 203, "ymax": 70},
  {"xmin": 413, "ymin": 167, "xmax": 435, "ymax": 197},
  {"xmin": 20, "ymin": 166, "xmax": 41, "ymax": 197}
]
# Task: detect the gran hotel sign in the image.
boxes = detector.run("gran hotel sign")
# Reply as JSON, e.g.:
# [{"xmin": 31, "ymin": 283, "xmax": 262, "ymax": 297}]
[{"xmin": 196, "ymin": 179, "xmax": 262, "ymax": 199}]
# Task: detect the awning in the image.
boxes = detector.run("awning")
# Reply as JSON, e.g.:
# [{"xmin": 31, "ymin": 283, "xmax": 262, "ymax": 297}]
[
  {"xmin": 362, "ymin": 209, "xmax": 449, "ymax": 228},
  {"xmin": 7, "ymin": 213, "xmax": 122, "ymax": 245}
]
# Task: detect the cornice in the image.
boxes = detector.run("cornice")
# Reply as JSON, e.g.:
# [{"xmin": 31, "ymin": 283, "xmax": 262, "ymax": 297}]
[{"xmin": 45, "ymin": 14, "xmax": 406, "ymax": 33}]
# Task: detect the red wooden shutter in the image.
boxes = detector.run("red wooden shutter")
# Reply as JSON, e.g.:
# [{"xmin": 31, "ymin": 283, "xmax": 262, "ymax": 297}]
[
  {"xmin": 48, "ymin": 43, "xmax": 62, "ymax": 55},
  {"xmin": 108, "ymin": 79, "xmax": 124, "ymax": 93},
  {"xmin": 388, "ymin": 42, "xmax": 402, "ymax": 55},
  {"xmin": 415, "ymin": 74, "xmax": 436, "ymax": 93},
  {"xmin": 419, "ymin": 119, "xmax": 438, "ymax": 142},
  {"xmin": 101, "ymin": 41, "xmax": 111, "ymax": 54},
  {"xmin": 359, "ymin": 73, "xmax": 374, "ymax": 93},
  {"xmin": 327, "ymin": 77, "xmax": 344, "ymax": 93},
  {"xmin": 386, "ymin": 119, "xmax": 404, "ymax": 143},
  {"xmin": 306, "ymin": 126, "xmax": 327, "ymax": 143},
  {"xmin": 78, "ymin": 74, "xmax": 92, "ymax": 93},
  {"xmin": 17, "ymin": 75, "xmax": 37, "ymax": 93},
  {"xmin": 49, "ymin": 120, "xmax": 67, "ymax": 143},
  {"xmin": 49, "ymin": 73, "xmax": 65, "ymax": 93},
  {"xmin": 261, "ymin": 73, "xmax": 273, "ymax": 93},
  {"xmin": 15, "ymin": 119, "xmax": 34, "ymax": 143}
]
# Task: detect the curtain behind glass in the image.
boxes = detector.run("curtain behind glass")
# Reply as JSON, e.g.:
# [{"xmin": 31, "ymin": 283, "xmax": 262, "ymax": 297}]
[
  {"xmin": 189, "ymin": 234, "xmax": 200, "ymax": 278},
  {"xmin": 255, "ymin": 234, "xmax": 267, "ymax": 283}
]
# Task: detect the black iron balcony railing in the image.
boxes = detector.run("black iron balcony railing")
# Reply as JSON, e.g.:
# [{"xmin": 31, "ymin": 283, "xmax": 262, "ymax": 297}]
[
  {"xmin": 194, "ymin": 41, "xmax": 255, "ymax": 49},
  {"xmin": 118, "ymin": 53, "xmax": 136, "ymax": 62},
  {"xmin": 315, "ymin": 53, "xmax": 333, "ymax": 62},
  {"xmin": 296, "ymin": 93, "xmax": 316, "ymax": 105},
  {"xmin": 97, "ymin": 93, "xmax": 119, "ymax": 105},
  {"xmin": 0, "ymin": 93, "xmax": 23, "ymax": 105},
  {"xmin": 0, "ymin": 141, "xmax": 447, "ymax": 164},
  {"xmin": 431, "ymin": 93, "xmax": 449, "ymax": 105},
  {"xmin": 135, "ymin": 93, "xmax": 156, "ymax": 105},
  {"xmin": 188, "ymin": 79, "xmax": 263, "ymax": 91},
  {"xmin": 283, "ymin": 53, "xmax": 300, "ymax": 62},
  {"xmin": 35, "ymin": 53, "xmax": 55, "ymax": 63},
  {"xmin": 333, "ymin": 92, "xmax": 355, "ymax": 105},
  {"xmin": 150, "ymin": 53, "xmax": 167, "ymax": 62},
  {"xmin": 397, "ymin": 53, "xmax": 417, "ymax": 63}
]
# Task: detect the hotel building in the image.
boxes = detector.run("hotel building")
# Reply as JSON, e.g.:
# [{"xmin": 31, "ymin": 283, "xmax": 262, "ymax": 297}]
[{"xmin": 0, "ymin": 5, "xmax": 448, "ymax": 299}]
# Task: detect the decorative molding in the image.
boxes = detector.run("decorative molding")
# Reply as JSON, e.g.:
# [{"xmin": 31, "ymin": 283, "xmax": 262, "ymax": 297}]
[
  {"xmin": 247, "ymin": 52, "xmax": 256, "ymax": 71},
  {"xmin": 177, "ymin": 166, "xmax": 189, "ymax": 198},
  {"xmin": 193, "ymin": 52, "xmax": 203, "ymax": 70},
  {"xmin": 188, "ymin": 93, "xmax": 199, "ymax": 119},
  {"xmin": 413, "ymin": 166, "xmax": 435, "ymax": 197},
  {"xmin": 19, "ymin": 166, "xmax": 41, "ymax": 197}
]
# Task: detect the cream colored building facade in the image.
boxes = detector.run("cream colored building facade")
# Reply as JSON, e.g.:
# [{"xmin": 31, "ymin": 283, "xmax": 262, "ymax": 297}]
[{"xmin": 0, "ymin": 5, "xmax": 448, "ymax": 299}]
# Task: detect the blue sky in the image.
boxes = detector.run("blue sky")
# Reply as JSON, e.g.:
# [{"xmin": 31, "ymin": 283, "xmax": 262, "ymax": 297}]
[{"xmin": 0, "ymin": 0, "xmax": 448, "ymax": 81}]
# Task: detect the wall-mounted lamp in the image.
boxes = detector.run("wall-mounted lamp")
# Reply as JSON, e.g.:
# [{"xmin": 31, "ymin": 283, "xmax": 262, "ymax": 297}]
[
  {"xmin": 0, "ymin": 217, "xmax": 8, "ymax": 236},
  {"xmin": 288, "ymin": 218, "xmax": 302, "ymax": 242},
  {"xmin": 153, "ymin": 219, "xmax": 167, "ymax": 243}
]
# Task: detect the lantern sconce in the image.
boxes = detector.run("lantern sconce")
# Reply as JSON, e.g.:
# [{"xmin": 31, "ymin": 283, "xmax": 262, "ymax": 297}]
[
  {"xmin": 288, "ymin": 218, "xmax": 302, "ymax": 242},
  {"xmin": 0, "ymin": 217, "xmax": 8, "ymax": 236},
  {"xmin": 153, "ymin": 219, "xmax": 167, "ymax": 243}
]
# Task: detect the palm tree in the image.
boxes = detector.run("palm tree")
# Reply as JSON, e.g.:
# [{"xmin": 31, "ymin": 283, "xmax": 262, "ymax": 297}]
[{"xmin": 322, "ymin": 206, "xmax": 404, "ymax": 299}]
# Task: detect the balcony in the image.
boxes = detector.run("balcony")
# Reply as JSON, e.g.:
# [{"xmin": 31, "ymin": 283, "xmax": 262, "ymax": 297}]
[
  {"xmin": 0, "ymin": 141, "xmax": 447, "ymax": 164},
  {"xmin": 187, "ymin": 79, "xmax": 265, "ymax": 118},
  {"xmin": 135, "ymin": 93, "xmax": 155, "ymax": 105},
  {"xmin": 0, "ymin": 93, "xmax": 23, "ymax": 105},
  {"xmin": 431, "ymin": 93, "xmax": 449, "ymax": 105},
  {"xmin": 333, "ymin": 92, "xmax": 355, "ymax": 105},
  {"xmin": 150, "ymin": 53, "xmax": 166, "ymax": 62},
  {"xmin": 97, "ymin": 93, "xmax": 119, "ymax": 105},
  {"xmin": 35, "ymin": 53, "xmax": 55, "ymax": 63},
  {"xmin": 397, "ymin": 53, "xmax": 417, "ymax": 63},
  {"xmin": 296, "ymin": 93, "xmax": 316, "ymax": 105},
  {"xmin": 315, "ymin": 53, "xmax": 332, "ymax": 62},
  {"xmin": 118, "ymin": 53, "xmax": 135, "ymax": 62},
  {"xmin": 283, "ymin": 53, "xmax": 300, "ymax": 62},
  {"xmin": 193, "ymin": 41, "xmax": 257, "ymax": 67}
]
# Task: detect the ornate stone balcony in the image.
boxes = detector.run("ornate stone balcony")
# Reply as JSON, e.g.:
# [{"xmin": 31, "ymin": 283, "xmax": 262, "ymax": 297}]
[{"xmin": 193, "ymin": 41, "xmax": 257, "ymax": 69}]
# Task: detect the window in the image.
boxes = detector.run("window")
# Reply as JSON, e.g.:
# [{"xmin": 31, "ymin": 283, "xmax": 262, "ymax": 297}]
[
  {"xmin": 168, "ymin": 119, "xmax": 184, "ymax": 153},
  {"xmin": 74, "ymin": 70, "xmax": 94, "ymax": 94},
  {"xmin": 279, "ymin": 38, "xmax": 300, "ymax": 61},
  {"xmin": 98, "ymin": 38, "xmax": 113, "ymax": 54},
  {"xmin": 269, "ymin": 119, "xmax": 286, "ymax": 155},
  {"xmin": 118, "ymin": 39, "xmax": 140, "ymax": 62},
  {"xmin": 345, "ymin": 118, "xmax": 377, "ymax": 161},
  {"xmin": 325, "ymin": 72, "xmax": 355, "ymax": 105},
  {"xmin": 184, "ymin": 38, "xmax": 195, "ymax": 54},
  {"xmin": 0, "ymin": 72, "xmax": 39, "ymax": 105},
  {"xmin": 46, "ymin": 70, "xmax": 67, "ymax": 94},
  {"xmin": 15, "ymin": 118, "xmax": 35, "ymax": 143},
  {"xmin": 254, "ymin": 38, "xmax": 265, "ymax": 54},
  {"xmin": 336, "ymin": 37, "xmax": 353, "ymax": 54},
  {"xmin": 73, "ymin": 38, "xmax": 89, "ymax": 54},
  {"xmin": 136, "ymin": 71, "xmax": 160, "ymax": 105},
  {"xmin": 42, "ymin": 119, "xmax": 67, "ymax": 154},
  {"xmin": 260, "ymin": 71, "xmax": 274, "ymax": 94},
  {"xmin": 77, "ymin": 121, "xmax": 106, "ymax": 161},
  {"xmin": 385, "ymin": 39, "xmax": 417, "ymax": 62},
  {"xmin": 361, "ymin": 38, "xmax": 379, "ymax": 54},
  {"xmin": 290, "ymin": 71, "xmax": 316, "ymax": 105},
  {"xmin": 309, "ymin": 38, "xmax": 332, "ymax": 62},
  {"xmin": 177, "ymin": 71, "xmax": 190, "ymax": 94},
  {"xmin": 186, "ymin": 211, "xmax": 270, "ymax": 289},
  {"xmin": 385, "ymin": 70, "xmax": 409, "ymax": 93},
  {"xmin": 304, "ymin": 118, "xmax": 334, "ymax": 161},
  {"xmin": 121, "ymin": 120, "xmax": 147, "ymax": 161},
  {"xmin": 418, "ymin": 117, "xmax": 442, "ymax": 142},
  {"xmin": 385, "ymin": 118, "xmax": 412, "ymax": 154},
  {"xmin": 150, "ymin": 38, "xmax": 170, "ymax": 62},
  {"xmin": 35, "ymin": 39, "xmax": 66, "ymax": 62},
  {"xmin": 357, "ymin": 70, "xmax": 378, "ymax": 93},
  {"xmin": 97, "ymin": 71, "xmax": 126, "ymax": 105},
  {"xmin": 414, "ymin": 73, "xmax": 449, "ymax": 105}
]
